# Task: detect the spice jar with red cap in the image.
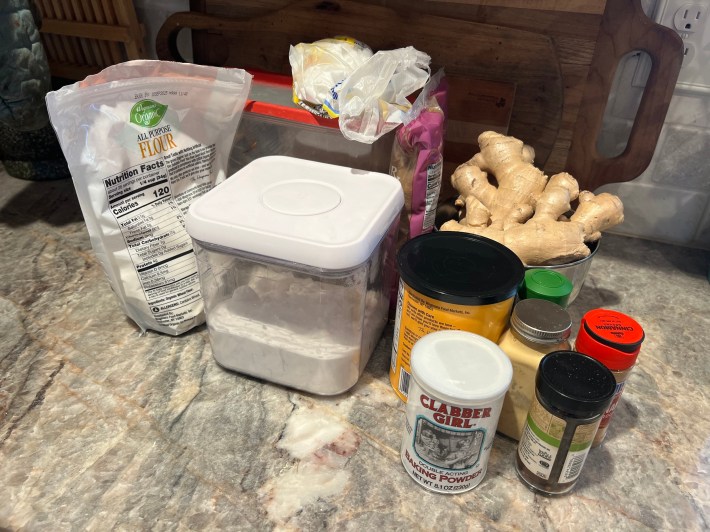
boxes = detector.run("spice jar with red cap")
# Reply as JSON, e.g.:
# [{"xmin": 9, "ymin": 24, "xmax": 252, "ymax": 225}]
[{"xmin": 574, "ymin": 309, "xmax": 645, "ymax": 447}]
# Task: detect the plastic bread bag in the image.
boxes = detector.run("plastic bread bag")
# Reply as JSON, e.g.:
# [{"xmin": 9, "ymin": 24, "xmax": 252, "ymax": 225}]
[
  {"xmin": 289, "ymin": 36, "xmax": 372, "ymax": 117},
  {"xmin": 337, "ymin": 46, "xmax": 431, "ymax": 143},
  {"xmin": 390, "ymin": 69, "xmax": 448, "ymax": 251},
  {"xmin": 289, "ymin": 37, "xmax": 430, "ymax": 143},
  {"xmin": 45, "ymin": 60, "xmax": 252, "ymax": 335}
]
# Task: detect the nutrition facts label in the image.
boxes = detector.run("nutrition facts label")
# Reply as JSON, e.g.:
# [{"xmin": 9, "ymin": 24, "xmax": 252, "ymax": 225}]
[
  {"xmin": 104, "ymin": 145, "xmax": 215, "ymax": 327},
  {"xmin": 422, "ymin": 159, "xmax": 442, "ymax": 232}
]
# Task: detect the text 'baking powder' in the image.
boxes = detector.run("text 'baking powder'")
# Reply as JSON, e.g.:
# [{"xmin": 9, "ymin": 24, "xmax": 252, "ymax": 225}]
[{"xmin": 401, "ymin": 330, "xmax": 512, "ymax": 493}]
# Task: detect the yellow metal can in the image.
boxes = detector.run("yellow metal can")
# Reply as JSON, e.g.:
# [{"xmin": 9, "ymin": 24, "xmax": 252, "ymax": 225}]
[{"xmin": 390, "ymin": 232, "xmax": 523, "ymax": 402}]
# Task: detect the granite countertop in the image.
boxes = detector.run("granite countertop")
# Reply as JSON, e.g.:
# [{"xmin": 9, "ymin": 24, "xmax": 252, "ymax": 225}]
[{"xmin": 1, "ymin": 169, "xmax": 708, "ymax": 531}]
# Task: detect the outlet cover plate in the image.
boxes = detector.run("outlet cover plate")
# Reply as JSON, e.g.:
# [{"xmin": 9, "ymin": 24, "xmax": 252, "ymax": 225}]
[{"xmin": 654, "ymin": 0, "xmax": 710, "ymax": 93}]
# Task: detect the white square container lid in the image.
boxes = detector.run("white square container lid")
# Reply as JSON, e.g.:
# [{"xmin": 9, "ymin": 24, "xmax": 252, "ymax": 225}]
[{"xmin": 186, "ymin": 156, "xmax": 404, "ymax": 270}]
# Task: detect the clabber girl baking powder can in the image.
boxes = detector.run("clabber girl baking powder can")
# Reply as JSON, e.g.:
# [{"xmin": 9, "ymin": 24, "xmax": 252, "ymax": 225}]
[
  {"xmin": 400, "ymin": 330, "xmax": 513, "ymax": 493},
  {"xmin": 390, "ymin": 232, "xmax": 523, "ymax": 401}
]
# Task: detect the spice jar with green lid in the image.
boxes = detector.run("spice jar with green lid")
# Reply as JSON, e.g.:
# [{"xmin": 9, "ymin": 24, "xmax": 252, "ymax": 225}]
[
  {"xmin": 497, "ymin": 298, "xmax": 572, "ymax": 440},
  {"xmin": 519, "ymin": 269, "xmax": 573, "ymax": 308}
]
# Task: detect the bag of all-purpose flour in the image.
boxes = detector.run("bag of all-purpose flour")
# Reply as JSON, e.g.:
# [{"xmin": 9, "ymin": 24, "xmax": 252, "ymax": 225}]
[{"xmin": 46, "ymin": 60, "xmax": 252, "ymax": 335}]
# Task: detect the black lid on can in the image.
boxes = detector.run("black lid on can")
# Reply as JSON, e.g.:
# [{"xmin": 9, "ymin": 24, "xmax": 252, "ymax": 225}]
[
  {"xmin": 536, "ymin": 351, "xmax": 616, "ymax": 419},
  {"xmin": 397, "ymin": 232, "xmax": 525, "ymax": 306}
]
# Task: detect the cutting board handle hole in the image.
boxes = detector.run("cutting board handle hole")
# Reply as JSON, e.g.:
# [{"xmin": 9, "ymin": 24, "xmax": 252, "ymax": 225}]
[{"xmin": 596, "ymin": 50, "xmax": 652, "ymax": 159}]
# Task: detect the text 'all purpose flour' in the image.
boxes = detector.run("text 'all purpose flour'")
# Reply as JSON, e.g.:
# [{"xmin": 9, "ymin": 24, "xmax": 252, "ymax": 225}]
[{"xmin": 46, "ymin": 60, "xmax": 251, "ymax": 335}]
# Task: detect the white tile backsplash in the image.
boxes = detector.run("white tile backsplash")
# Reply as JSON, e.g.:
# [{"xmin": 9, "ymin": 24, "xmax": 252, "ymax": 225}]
[
  {"xmin": 598, "ymin": 181, "xmax": 709, "ymax": 245},
  {"xmin": 653, "ymin": 125, "xmax": 710, "ymax": 191},
  {"xmin": 665, "ymin": 91, "xmax": 710, "ymax": 128}
]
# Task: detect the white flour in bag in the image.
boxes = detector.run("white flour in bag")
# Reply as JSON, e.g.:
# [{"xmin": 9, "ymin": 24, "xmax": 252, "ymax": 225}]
[{"xmin": 46, "ymin": 60, "xmax": 252, "ymax": 335}]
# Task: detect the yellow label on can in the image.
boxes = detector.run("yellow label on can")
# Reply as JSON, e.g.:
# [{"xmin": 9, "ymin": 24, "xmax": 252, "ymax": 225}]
[{"xmin": 389, "ymin": 279, "xmax": 514, "ymax": 401}]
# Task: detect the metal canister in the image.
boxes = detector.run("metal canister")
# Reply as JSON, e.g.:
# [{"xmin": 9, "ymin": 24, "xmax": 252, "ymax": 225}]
[{"xmin": 390, "ymin": 232, "xmax": 523, "ymax": 401}]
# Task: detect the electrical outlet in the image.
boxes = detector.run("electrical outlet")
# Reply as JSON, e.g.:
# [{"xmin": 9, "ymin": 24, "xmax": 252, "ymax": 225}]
[
  {"xmin": 633, "ymin": 1, "xmax": 710, "ymax": 92},
  {"xmin": 682, "ymin": 40, "xmax": 697, "ymax": 63},
  {"xmin": 673, "ymin": 3, "xmax": 706, "ymax": 34},
  {"xmin": 654, "ymin": 0, "xmax": 710, "ymax": 93}
]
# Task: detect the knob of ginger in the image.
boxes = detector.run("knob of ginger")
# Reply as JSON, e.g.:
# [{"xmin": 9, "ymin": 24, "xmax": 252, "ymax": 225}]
[{"xmin": 441, "ymin": 131, "xmax": 624, "ymax": 266}]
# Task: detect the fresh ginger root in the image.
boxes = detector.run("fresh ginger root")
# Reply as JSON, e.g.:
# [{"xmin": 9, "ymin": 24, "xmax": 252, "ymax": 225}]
[{"xmin": 441, "ymin": 131, "xmax": 624, "ymax": 265}]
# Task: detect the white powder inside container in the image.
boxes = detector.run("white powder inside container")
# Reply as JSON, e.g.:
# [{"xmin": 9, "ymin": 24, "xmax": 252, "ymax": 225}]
[{"xmin": 205, "ymin": 268, "xmax": 384, "ymax": 395}]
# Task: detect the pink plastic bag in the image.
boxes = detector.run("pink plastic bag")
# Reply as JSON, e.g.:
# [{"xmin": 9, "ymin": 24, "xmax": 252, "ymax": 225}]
[{"xmin": 389, "ymin": 69, "xmax": 448, "ymax": 250}]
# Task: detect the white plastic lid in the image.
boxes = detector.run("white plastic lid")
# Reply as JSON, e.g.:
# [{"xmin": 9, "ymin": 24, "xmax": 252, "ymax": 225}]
[
  {"xmin": 410, "ymin": 330, "xmax": 513, "ymax": 404},
  {"xmin": 186, "ymin": 156, "xmax": 404, "ymax": 270}
]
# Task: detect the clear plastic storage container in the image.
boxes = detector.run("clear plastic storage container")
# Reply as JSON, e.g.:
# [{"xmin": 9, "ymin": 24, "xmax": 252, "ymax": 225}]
[
  {"xmin": 186, "ymin": 156, "xmax": 404, "ymax": 395},
  {"xmin": 228, "ymin": 71, "xmax": 394, "ymax": 175}
]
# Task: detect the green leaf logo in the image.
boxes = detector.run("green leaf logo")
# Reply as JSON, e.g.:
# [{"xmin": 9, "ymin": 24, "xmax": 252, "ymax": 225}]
[{"xmin": 130, "ymin": 99, "xmax": 168, "ymax": 128}]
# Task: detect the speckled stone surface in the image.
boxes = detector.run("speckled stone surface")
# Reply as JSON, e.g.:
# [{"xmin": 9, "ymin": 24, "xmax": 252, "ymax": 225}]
[{"xmin": 1, "ymin": 168, "xmax": 708, "ymax": 531}]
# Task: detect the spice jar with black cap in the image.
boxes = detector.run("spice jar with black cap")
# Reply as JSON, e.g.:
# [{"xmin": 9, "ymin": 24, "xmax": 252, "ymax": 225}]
[{"xmin": 515, "ymin": 350, "xmax": 616, "ymax": 495}]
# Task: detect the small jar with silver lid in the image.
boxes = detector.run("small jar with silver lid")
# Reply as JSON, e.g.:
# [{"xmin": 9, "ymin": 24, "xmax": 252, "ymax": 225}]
[{"xmin": 496, "ymin": 298, "xmax": 572, "ymax": 440}]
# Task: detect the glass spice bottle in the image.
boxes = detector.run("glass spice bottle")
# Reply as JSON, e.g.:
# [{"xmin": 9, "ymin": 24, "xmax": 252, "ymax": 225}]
[
  {"xmin": 515, "ymin": 351, "xmax": 615, "ymax": 496},
  {"xmin": 497, "ymin": 298, "xmax": 572, "ymax": 440},
  {"xmin": 574, "ymin": 309, "xmax": 645, "ymax": 447}
]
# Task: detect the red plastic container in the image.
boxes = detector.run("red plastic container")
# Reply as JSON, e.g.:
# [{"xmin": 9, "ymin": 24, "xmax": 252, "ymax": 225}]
[{"xmin": 228, "ymin": 70, "xmax": 394, "ymax": 175}]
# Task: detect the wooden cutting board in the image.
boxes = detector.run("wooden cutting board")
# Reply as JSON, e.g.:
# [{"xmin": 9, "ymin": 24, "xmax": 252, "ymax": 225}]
[
  {"xmin": 566, "ymin": 0, "xmax": 682, "ymax": 191},
  {"xmin": 156, "ymin": 0, "xmax": 563, "ymax": 174}
]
